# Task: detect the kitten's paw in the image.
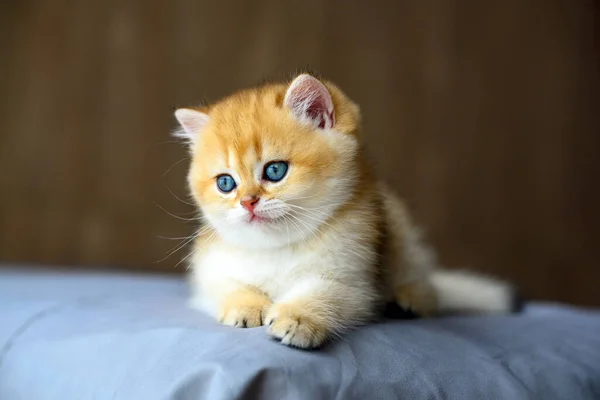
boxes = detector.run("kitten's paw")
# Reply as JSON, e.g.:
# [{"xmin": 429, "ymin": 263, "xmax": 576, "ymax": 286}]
[
  {"xmin": 264, "ymin": 303, "xmax": 329, "ymax": 349},
  {"xmin": 219, "ymin": 289, "xmax": 271, "ymax": 328},
  {"xmin": 394, "ymin": 282, "xmax": 438, "ymax": 317}
]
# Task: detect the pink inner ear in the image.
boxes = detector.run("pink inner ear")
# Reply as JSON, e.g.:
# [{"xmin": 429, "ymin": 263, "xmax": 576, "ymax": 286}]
[
  {"xmin": 285, "ymin": 75, "xmax": 335, "ymax": 129},
  {"xmin": 305, "ymin": 95, "xmax": 332, "ymax": 129}
]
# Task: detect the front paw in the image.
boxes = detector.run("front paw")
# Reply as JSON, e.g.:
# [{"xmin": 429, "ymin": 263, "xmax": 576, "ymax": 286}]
[
  {"xmin": 264, "ymin": 303, "xmax": 329, "ymax": 349},
  {"xmin": 219, "ymin": 289, "xmax": 271, "ymax": 328}
]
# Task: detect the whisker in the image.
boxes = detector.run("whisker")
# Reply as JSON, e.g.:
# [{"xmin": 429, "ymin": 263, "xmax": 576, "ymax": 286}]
[
  {"xmin": 162, "ymin": 156, "xmax": 191, "ymax": 177},
  {"xmin": 285, "ymin": 215, "xmax": 291, "ymax": 246},
  {"xmin": 164, "ymin": 184, "xmax": 197, "ymax": 207},
  {"xmin": 284, "ymin": 215, "xmax": 308, "ymax": 246},
  {"xmin": 290, "ymin": 209, "xmax": 338, "ymax": 233},
  {"xmin": 155, "ymin": 222, "xmax": 215, "ymax": 264},
  {"xmin": 154, "ymin": 231, "xmax": 200, "ymax": 264},
  {"xmin": 154, "ymin": 202, "xmax": 203, "ymax": 221},
  {"xmin": 288, "ymin": 213, "xmax": 327, "ymax": 248},
  {"xmin": 286, "ymin": 202, "xmax": 344, "ymax": 212},
  {"xmin": 202, "ymin": 227, "xmax": 220, "ymax": 246},
  {"xmin": 157, "ymin": 235, "xmax": 196, "ymax": 241},
  {"xmin": 174, "ymin": 247, "xmax": 198, "ymax": 269},
  {"xmin": 286, "ymin": 205, "xmax": 341, "ymax": 232}
]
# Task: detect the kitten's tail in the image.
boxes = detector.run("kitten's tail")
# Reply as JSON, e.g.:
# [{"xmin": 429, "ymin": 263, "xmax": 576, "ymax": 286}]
[{"xmin": 431, "ymin": 270, "xmax": 523, "ymax": 315}]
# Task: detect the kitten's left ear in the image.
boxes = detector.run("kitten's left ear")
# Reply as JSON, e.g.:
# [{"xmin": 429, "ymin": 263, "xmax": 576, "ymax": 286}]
[
  {"xmin": 173, "ymin": 108, "xmax": 210, "ymax": 143},
  {"xmin": 284, "ymin": 74, "xmax": 335, "ymax": 130}
]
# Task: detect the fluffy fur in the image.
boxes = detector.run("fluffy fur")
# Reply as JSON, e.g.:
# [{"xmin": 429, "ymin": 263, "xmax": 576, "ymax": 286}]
[{"xmin": 174, "ymin": 73, "xmax": 516, "ymax": 349}]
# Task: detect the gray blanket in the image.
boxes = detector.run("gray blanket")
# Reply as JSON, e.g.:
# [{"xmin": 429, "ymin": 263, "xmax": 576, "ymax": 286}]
[{"xmin": 1, "ymin": 269, "xmax": 599, "ymax": 399}]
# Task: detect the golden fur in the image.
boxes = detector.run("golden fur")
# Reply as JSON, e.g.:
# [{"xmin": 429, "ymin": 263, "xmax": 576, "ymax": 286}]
[{"xmin": 174, "ymin": 73, "xmax": 514, "ymax": 349}]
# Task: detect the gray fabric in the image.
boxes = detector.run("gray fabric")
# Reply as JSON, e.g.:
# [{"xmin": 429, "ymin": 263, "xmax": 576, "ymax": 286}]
[{"xmin": 0, "ymin": 268, "xmax": 599, "ymax": 400}]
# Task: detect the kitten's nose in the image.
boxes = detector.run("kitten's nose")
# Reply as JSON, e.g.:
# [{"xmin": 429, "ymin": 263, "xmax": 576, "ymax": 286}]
[{"xmin": 240, "ymin": 196, "xmax": 260, "ymax": 212}]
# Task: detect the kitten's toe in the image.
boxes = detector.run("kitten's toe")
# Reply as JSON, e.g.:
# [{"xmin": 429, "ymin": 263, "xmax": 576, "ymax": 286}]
[
  {"xmin": 265, "ymin": 304, "xmax": 329, "ymax": 349},
  {"xmin": 219, "ymin": 290, "xmax": 272, "ymax": 328},
  {"xmin": 220, "ymin": 306, "xmax": 264, "ymax": 328}
]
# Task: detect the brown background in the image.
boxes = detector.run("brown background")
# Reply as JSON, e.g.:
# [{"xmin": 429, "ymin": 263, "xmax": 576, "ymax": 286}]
[{"xmin": 0, "ymin": 1, "xmax": 598, "ymax": 306}]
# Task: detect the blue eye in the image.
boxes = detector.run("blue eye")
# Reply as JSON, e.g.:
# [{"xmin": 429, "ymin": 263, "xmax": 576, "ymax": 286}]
[
  {"xmin": 216, "ymin": 174, "xmax": 236, "ymax": 193},
  {"xmin": 263, "ymin": 161, "xmax": 288, "ymax": 182}
]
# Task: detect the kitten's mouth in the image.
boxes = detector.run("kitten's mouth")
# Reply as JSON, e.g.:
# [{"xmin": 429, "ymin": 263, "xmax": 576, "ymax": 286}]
[
  {"xmin": 246, "ymin": 213, "xmax": 280, "ymax": 224},
  {"xmin": 249, "ymin": 214, "xmax": 265, "ymax": 223}
]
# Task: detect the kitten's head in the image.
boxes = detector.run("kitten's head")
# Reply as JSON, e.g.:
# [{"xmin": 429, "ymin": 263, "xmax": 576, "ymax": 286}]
[{"xmin": 174, "ymin": 74, "xmax": 362, "ymax": 249}]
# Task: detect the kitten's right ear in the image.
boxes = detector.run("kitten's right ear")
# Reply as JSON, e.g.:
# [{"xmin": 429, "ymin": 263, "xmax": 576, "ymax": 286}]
[
  {"xmin": 284, "ymin": 74, "xmax": 335, "ymax": 130},
  {"xmin": 173, "ymin": 108, "xmax": 210, "ymax": 143}
]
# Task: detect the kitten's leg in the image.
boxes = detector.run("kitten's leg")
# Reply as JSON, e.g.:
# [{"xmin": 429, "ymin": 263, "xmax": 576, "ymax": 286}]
[
  {"xmin": 264, "ymin": 277, "xmax": 377, "ymax": 349},
  {"xmin": 382, "ymin": 189, "xmax": 514, "ymax": 316},
  {"xmin": 381, "ymin": 188, "xmax": 439, "ymax": 317},
  {"xmin": 394, "ymin": 280, "xmax": 438, "ymax": 317},
  {"xmin": 190, "ymin": 273, "xmax": 271, "ymax": 328}
]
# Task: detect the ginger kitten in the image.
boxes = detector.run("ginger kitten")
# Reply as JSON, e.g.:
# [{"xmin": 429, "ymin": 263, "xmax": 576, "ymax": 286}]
[{"xmin": 173, "ymin": 73, "xmax": 517, "ymax": 349}]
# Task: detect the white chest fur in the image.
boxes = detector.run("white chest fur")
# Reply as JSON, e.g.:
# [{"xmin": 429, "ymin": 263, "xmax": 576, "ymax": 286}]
[
  {"xmin": 188, "ymin": 217, "xmax": 381, "ymax": 319},
  {"xmin": 191, "ymin": 241, "xmax": 332, "ymax": 302}
]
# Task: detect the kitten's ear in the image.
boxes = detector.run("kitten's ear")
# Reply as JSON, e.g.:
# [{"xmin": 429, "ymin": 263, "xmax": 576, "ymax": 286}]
[
  {"xmin": 173, "ymin": 108, "xmax": 210, "ymax": 143},
  {"xmin": 284, "ymin": 74, "xmax": 335, "ymax": 130}
]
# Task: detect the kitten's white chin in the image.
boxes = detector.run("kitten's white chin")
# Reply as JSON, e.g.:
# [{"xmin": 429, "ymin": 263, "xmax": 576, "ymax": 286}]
[
  {"xmin": 244, "ymin": 214, "xmax": 281, "ymax": 224},
  {"xmin": 207, "ymin": 215, "xmax": 315, "ymax": 250},
  {"xmin": 224, "ymin": 225, "xmax": 303, "ymax": 249}
]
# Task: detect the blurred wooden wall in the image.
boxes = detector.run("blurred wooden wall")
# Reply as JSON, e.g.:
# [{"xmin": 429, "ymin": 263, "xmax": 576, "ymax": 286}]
[{"xmin": 0, "ymin": 1, "xmax": 598, "ymax": 306}]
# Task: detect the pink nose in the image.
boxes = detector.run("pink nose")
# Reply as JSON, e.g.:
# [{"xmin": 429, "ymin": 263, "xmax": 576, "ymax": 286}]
[{"xmin": 240, "ymin": 196, "xmax": 260, "ymax": 212}]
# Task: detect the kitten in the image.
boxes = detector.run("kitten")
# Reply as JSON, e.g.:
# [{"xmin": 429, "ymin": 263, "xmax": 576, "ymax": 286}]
[{"xmin": 173, "ymin": 73, "xmax": 517, "ymax": 349}]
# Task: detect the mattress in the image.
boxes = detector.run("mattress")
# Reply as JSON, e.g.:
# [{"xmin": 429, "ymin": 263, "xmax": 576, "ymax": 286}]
[{"xmin": 0, "ymin": 268, "xmax": 599, "ymax": 399}]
